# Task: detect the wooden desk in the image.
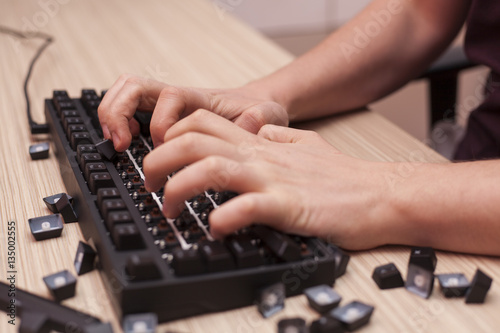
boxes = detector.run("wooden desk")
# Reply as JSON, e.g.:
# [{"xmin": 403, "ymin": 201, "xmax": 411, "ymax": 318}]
[{"xmin": 0, "ymin": 1, "xmax": 498, "ymax": 332}]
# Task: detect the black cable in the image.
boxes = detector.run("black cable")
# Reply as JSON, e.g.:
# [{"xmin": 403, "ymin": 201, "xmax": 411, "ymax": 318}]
[{"xmin": 0, "ymin": 26, "xmax": 54, "ymax": 134}]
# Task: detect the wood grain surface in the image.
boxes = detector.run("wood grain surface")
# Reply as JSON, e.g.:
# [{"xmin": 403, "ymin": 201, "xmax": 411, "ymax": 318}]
[{"xmin": 0, "ymin": 1, "xmax": 498, "ymax": 332}]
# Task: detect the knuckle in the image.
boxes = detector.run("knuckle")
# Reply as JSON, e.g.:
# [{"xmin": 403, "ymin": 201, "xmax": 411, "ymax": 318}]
[{"xmin": 159, "ymin": 85, "xmax": 181, "ymax": 99}]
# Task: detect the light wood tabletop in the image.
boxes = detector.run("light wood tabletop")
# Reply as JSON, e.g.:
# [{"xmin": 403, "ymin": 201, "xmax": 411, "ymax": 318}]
[{"xmin": 0, "ymin": 1, "xmax": 498, "ymax": 332}]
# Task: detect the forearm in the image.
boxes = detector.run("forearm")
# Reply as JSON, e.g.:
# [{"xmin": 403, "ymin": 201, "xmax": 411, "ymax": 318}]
[
  {"xmin": 387, "ymin": 160, "xmax": 500, "ymax": 256},
  {"xmin": 245, "ymin": 0, "xmax": 470, "ymax": 121}
]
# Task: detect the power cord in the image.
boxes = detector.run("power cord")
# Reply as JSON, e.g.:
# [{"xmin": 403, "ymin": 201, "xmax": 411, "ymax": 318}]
[{"xmin": 0, "ymin": 25, "xmax": 54, "ymax": 134}]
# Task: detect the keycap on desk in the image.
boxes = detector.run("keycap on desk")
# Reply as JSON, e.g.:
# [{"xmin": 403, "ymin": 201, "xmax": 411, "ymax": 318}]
[
  {"xmin": 436, "ymin": 273, "xmax": 470, "ymax": 297},
  {"xmin": 29, "ymin": 142, "xmax": 50, "ymax": 160},
  {"xmin": 171, "ymin": 247, "xmax": 205, "ymax": 276},
  {"xmin": 304, "ymin": 284, "xmax": 341, "ymax": 314},
  {"xmin": 330, "ymin": 301, "xmax": 374, "ymax": 331},
  {"xmin": 198, "ymin": 240, "xmax": 236, "ymax": 273},
  {"xmin": 252, "ymin": 225, "xmax": 301, "ymax": 262},
  {"xmin": 372, "ymin": 263, "xmax": 405, "ymax": 290},
  {"xmin": 96, "ymin": 139, "xmax": 117, "ymax": 161},
  {"xmin": 122, "ymin": 313, "xmax": 157, "ymax": 333},
  {"xmin": 112, "ymin": 224, "xmax": 144, "ymax": 251},
  {"xmin": 277, "ymin": 318, "xmax": 307, "ymax": 333},
  {"xmin": 256, "ymin": 282, "xmax": 285, "ymax": 318},
  {"xmin": 74, "ymin": 241, "xmax": 97, "ymax": 276},
  {"xmin": 409, "ymin": 247, "xmax": 437, "ymax": 272},
  {"xmin": 126, "ymin": 254, "xmax": 162, "ymax": 281},
  {"xmin": 43, "ymin": 193, "xmax": 73, "ymax": 213},
  {"xmin": 309, "ymin": 316, "xmax": 345, "ymax": 333},
  {"xmin": 55, "ymin": 193, "xmax": 78, "ymax": 223},
  {"xmin": 405, "ymin": 264, "xmax": 434, "ymax": 299},
  {"xmin": 465, "ymin": 269, "xmax": 492, "ymax": 304},
  {"xmin": 28, "ymin": 214, "xmax": 64, "ymax": 241},
  {"xmin": 43, "ymin": 270, "xmax": 77, "ymax": 302}
]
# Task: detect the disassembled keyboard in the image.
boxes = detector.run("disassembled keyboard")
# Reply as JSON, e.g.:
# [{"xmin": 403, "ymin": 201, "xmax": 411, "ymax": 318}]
[{"xmin": 44, "ymin": 90, "xmax": 339, "ymax": 322}]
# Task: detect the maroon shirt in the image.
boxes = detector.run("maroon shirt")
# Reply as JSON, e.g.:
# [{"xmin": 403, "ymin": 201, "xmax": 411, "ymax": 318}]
[{"xmin": 454, "ymin": 0, "xmax": 500, "ymax": 160}]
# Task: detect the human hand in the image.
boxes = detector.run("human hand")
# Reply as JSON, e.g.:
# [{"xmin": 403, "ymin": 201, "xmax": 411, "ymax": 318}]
[
  {"xmin": 98, "ymin": 74, "xmax": 288, "ymax": 151},
  {"xmin": 142, "ymin": 110, "xmax": 397, "ymax": 250}
]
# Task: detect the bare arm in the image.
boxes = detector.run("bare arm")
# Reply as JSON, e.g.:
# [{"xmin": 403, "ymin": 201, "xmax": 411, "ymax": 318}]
[{"xmin": 246, "ymin": 0, "xmax": 472, "ymax": 121}]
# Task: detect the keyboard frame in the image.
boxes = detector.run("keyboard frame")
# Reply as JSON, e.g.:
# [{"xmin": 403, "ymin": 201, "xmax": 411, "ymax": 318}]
[{"xmin": 44, "ymin": 94, "xmax": 338, "ymax": 322}]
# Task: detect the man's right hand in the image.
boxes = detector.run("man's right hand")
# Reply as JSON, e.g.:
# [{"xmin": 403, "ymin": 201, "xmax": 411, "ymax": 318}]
[{"xmin": 97, "ymin": 74, "xmax": 288, "ymax": 151}]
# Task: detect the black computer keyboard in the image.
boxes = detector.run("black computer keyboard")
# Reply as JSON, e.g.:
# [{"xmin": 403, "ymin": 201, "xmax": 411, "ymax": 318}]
[{"xmin": 44, "ymin": 89, "xmax": 344, "ymax": 322}]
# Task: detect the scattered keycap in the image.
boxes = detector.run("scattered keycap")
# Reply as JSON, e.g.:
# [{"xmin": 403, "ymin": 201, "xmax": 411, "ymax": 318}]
[
  {"xmin": 122, "ymin": 313, "xmax": 157, "ymax": 333},
  {"xmin": 405, "ymin": 264, "xmax": 434, "ymax": 299},
  {"xmin": 409, "ymin": 247, "xmax": 437, "ymax": 272},
  {"xmin": 465, "ymin": 269, "xmax": 492, "ymax": 304},
  {"xmin": 437, "ymin": 273, "xmax": 470, "ymax": 297},
  {"xmin": 29, "ymin": 142, "xmax": 50, "ymax": 160},
  {"xmin": 330, "ymin": 301, "xmax": 374, "ymax": 331},
  {"xmin": 74, "ymin": 241, "xmax": 97, "ymax": 276},
  {"xmin": 304, "ymin": 284, "xmax": 342, "ymax": 313},
  {"xmin": 278, "ymin": 318, "xmax": 307, "ymax": 333},
  {"xmin": 43, "ymin": 193, "xmax": 73, "ymax": 213},
  {"xmin": 256, "ymin": 282, "xmax": 285, "ymax": 318},
  {"xmin": 28, "ymin": 214, "xmax": 64, "ymax": 241},
  {"xmin": 43, "ymin": 270, "xmax": 77, "ymax": 301},
  {"xmin": 372, "ymin": 263, "xmax": 405, "ymax": 290},
  {"xmin": 55, "ymin": 193, "xmax": 78, "ymax": 223},
  {"xmin": 95, "ymin": 139, "xmax": 117, "ymax": 161},
  {"xmin": 309, "ymin": 316, "xmax": 345, "ymax": 333}
]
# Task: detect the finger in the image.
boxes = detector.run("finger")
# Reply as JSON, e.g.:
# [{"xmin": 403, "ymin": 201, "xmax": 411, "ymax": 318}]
[
  {"xmin": 258, "ymin": 124, "xmax": 334, "ymax": 147},
  {"xmin": 209, "ymin": 193, "xmax": 288, "ymax": 239},
  {"xmin": 129, "ymin": 118, "xmax": 140, "ymax": 136},
  {"xmin": 234, "ymin": 103, "xmax": 288, "ymax": 134},
  {"xmin": 163, "ymin": 109, "xmax": 256, "ymax": 145},
  {"xmin": 142, "ymin": 133, "xmax": 244, "ymax": 192},
  {"xmin": 99, "ymin": 76, "xmax": 166, "ymax": 151},
  {"xmin": 161, "ymin": 156, "xmax": 262, "ymax": 218},
  {"xmin": 150, "ymin": 87, "xmax": 212, "ymax": 147}
]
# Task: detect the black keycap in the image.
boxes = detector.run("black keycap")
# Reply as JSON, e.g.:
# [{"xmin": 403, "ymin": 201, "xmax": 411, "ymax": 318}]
[
  {"xmin": 330, "ymin": 301, "xmax": 374, "ymax": 331},
  {"xmin": 327, "ymin": 245, "xmax": 350, "ymax": 279},
  {"xmin": 465, "ymin": 269, "xmax": 492, "ymax": 304},
  {"xmin": 126, "ymin": 254, "xmax": 161, "ymax": 281},
  {"xmin": 257, "ymin": 282, "xmax": 285, "ymax": 318},
  {"xmin": 63, "ymin": 117, "xmax": 83, "ymax": 132},
  {"xmin": 199, "ymin": 240, "xmax": 236, "ymax": 273},
  {"xmin": 28, "ymin": 214, "xmax": 64, "ymax": 241},
  {"xmin": 55, "ymin": 193, "xmax": 78, "ymax": 223},
  {"xmin": 61, "ymin": 109, "xmax": 80, "ymax": 122},
  {"xmin": 252, "ymin": 226, "xmax": 301, "ymax": 262},
  {"xmin": 97, "ymin": 188, "xmax": 120, "ymax": 209},
  {"xmin": 112, "ymin": 224, "xmax": 144, "ymax": 250},
  {"xmin": 278, "ymin": 318, "xmax": 307, "ymax": 333},
  {"xmin": 437, "ymin": 273, "xmax": 470, "ymax": 297},
  {"xmin": 84, "ymin": 162, "xmax": 107, "ymax": 181},
  {"xmin": 29, "ymin": 142, "xmax": 50, "ymax": 160},
  {"xmin": 122, "ymin": 313, "xmax": 157, "ymax": 333},
  {"xmin": 43, "ymin": 193, "xmax": 73, "ymax": 213},
  {"xmin": 70, "ymin": 132, "xmax": 92, "ymax": 150},
  {"xmin": 226, "ymin": 234, "xmax": 264, "ymax": 268},
  {"xmin": 409, "ymin": 247, "xmax": 437, "ymax": 272},
  {"xmin": 171, "ymin": 247, "xmax": 205, "ymax": 276},
  {"xmin": 74, "ymin": 241, "xmax": 97, "ymax": 276},
  {"xmin": 79, "ymin": 153, "xmax": 102, "ymax": 171},
  {"xmin": 304, "ymin": 284, "xmax": 341, "ymax": 314},
  {"xmin": 100, "ymin": 199, "xmax": 126, "ymax": 219},
  {"xmin": 372, "ymin": 263, "xmax": 404, "ymax": 290},
  {"xmin": 405, "ymin": 263, "xmax": 434, "ymax": 299},
  {"xmin": 95, "ymin": 139, "xmax": 117, "ymax": 161},
  {"xmin": 105, "ymin": 210, "xmax": 133, "ymax": 231},
  {"xmin": 309, "ymin": 316, "xmax": 345, "ymax": 333},
  {"xmin": 43, "ymin": 270, "xmax": 77, "ymax": 302},
  {"xmin": 76, "ymin": 144, "xmax": 96, "ymax": 161}
]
